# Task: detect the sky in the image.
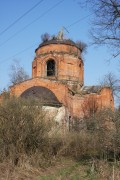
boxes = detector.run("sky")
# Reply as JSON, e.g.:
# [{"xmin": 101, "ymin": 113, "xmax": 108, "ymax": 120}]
[{"xmin": 0, "ymin": 0, "xmax": 119, "ymax": 91}]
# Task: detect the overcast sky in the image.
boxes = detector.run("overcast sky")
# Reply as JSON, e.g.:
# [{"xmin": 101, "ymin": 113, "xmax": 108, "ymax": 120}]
[{"xmin": 0, "ymin": 0, "xmax": 119, "ymax": 91}]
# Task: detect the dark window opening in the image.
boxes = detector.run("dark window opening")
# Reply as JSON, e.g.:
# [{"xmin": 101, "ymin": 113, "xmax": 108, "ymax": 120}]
[{"xmin": 47, "ymin": 60, "xmax": 55, "ymax": 76}]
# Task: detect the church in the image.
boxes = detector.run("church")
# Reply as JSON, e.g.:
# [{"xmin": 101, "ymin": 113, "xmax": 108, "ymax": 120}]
[{"xmin": 9, "ymin": 31, "xmax": 114, "ymax": 120}]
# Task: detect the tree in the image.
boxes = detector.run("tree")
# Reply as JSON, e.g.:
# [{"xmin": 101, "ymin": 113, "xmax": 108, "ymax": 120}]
[
  {"xmin": 9, "ymin": 60, "xmax": 30, "ymax": 85},
  {"xmin": 80, "ymin": 0, "xmax": 120, "ymax": 57},
  {"xmin": 100, "ymin": 72, "xmax": 120, "ymax": 101},
  {"xmin": 76, "ymin": 41, "xmax": 87, "ymax": 53},
  {"xmin": 0, "ymin": 97, "xmax": 52, "ymax": 165},
  {"xmin": 82, "ymin": 101, "xmax": 116, "ymax": 161},
  {"xmin": 41, "ymin": 33, "xmax": 50, "ymax": 42}
]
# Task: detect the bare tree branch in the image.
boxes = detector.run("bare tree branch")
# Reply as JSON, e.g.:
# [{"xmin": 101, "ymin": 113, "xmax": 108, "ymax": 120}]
[
  {"xmin": 9, "ymin": 60, "xmax": 30, "ymax": 85},
  {"xmin": 80, "ymin": 0, "xmax": 120, "ymax": 58}
]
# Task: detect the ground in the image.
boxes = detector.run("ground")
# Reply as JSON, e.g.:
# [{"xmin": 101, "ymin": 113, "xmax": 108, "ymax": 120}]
[{"xmin": 0, "ymin": 158, "xmax": 119, "ymax": 180}]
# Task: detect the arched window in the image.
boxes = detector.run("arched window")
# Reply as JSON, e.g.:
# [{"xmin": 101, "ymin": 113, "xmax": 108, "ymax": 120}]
[{"xmin": 46, "ymin": 59, "xmax": 55, "ymax": 76}]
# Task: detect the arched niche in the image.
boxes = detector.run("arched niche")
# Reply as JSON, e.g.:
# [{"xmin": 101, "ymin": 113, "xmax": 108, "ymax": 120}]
[{"xmin": 20, "ymin": 86, "xmax": 62, "ymax": 107}]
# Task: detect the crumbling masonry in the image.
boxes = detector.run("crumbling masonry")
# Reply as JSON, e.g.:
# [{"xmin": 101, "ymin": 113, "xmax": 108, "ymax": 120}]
[{"xmin": 10, "ymin": 36, "xmax": 114, "ymax": 120}]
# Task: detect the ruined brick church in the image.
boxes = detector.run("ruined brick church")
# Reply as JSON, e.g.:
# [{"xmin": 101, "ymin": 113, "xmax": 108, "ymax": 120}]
[{"xmin": 10, "ymin": 31, "xmax": 114, "ymax": 119}]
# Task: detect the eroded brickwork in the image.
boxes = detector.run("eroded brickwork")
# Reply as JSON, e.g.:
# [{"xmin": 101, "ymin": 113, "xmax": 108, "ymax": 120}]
[
  {"xmin": 9, "ymin": 38, "xmax": 114, "ymax": 118},
  {"xmin": 32, "ymin": 43, "xmax": 84, "ymax": 85}
]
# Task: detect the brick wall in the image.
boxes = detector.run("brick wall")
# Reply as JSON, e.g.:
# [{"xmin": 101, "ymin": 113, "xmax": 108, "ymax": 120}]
[
  {"xmin": 32, "ymin": 43, "xmax": 84, "ymax": 85},
  {"xmin": 8, "ymin": 40, "xmax": 114, "ymax": 118}
]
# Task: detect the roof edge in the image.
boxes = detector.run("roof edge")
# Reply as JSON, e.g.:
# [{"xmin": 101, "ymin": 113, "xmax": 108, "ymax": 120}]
[{"xmin": 35, "ymin": 39, "xmax": 80, "ymax": 52}]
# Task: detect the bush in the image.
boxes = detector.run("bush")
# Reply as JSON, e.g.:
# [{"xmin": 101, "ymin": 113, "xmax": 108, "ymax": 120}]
[
  {"xmin": 41, "ymin": 33, "xmax": 50, "ymax": 42},
  {"xmin": 59, "ymin": 131, "xmax": 100, "ymax": 160},
  {"xmin": 0, "ymin": 97, "xmax": 52, "ymax": 166}
]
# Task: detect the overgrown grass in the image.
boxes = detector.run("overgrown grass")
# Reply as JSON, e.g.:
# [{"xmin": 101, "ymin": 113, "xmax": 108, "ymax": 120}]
[{"xmin": 38, "ymin": 159, "xmax": 120, "ymax": 180}]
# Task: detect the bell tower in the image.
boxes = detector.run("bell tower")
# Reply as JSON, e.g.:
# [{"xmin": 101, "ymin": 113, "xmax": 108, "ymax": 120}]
[{"xmin": 32, "ymin": 34, "xmax": 84, "ymax": 87}]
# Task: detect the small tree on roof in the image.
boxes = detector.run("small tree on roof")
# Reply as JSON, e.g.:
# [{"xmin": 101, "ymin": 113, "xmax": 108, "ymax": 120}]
[
  {"xmin": 76, "ymin": 41, "xmax": 87, "ymax": 53},
  {"xmin": 41, "ymin": 33, "xmax": 50, "ymax": 42}
]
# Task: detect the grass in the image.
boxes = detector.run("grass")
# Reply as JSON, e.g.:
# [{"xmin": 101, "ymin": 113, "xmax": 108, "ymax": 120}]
[{"xmin": 38, "ymin": 160, "xmax": 98, "ymax": 180}]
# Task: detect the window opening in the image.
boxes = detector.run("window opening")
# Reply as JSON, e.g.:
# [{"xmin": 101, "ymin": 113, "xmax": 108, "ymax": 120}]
[{"xmin": 47, "ymin": 60, "xmax": 55, "ymax": 76}]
